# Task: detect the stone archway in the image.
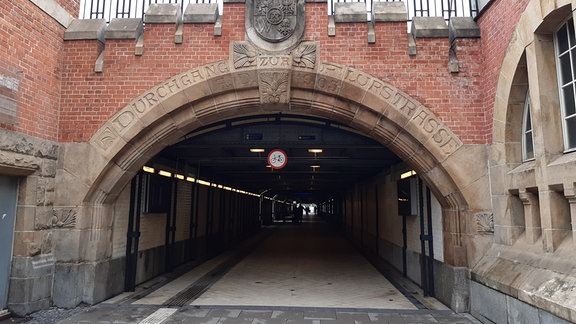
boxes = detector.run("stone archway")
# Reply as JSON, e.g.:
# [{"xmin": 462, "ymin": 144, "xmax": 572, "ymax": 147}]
[{"xmin": 57, "ymin": 41, "xmax": 489, "ymax": 307}]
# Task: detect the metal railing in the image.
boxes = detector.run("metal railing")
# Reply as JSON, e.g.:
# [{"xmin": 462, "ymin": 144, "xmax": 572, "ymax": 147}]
[
  {"xmin": 80, "ymin": 0, "xmax": 211, "ymax": 21},
  {"xmin": 80, "ymin": 0, "xmax": 479, "ymax": 22},
  {"xmin": 328, "ymin": 0, "xmax": 479, "ymax": 22}
]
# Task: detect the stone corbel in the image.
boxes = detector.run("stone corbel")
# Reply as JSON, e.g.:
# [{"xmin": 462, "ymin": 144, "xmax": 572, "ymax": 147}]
[
  {"xmin": 328, "ymin": 15, "xmax": 336, "ymax": 37},
  {"xmin": 563, "ymin": 182, "xmax": 576, "ymax": 242},
  {"xmin": 105, "ymin": 18, "xmax": 144, "ymax": 59},
  {"xmin": 63, "ymin": 19, "xmax": 106, "ymax": 72},
  {"xmin": 367, "ymin": 20, "xmax": 375, "ymax": 44},
  {"xmin": 144, "ymin": 3, "xmax": 183, "ymax": 45},
  {"xmin": 448, "ymin": 17, "xmax": 481, "ymax": 73},
  {"xmin": 183, "ymin": 3, "xmax": 221, "ymax": 37},
  {"xmin": 95, "ymin": 51, "xmax": 104, "ymax": 73},
  {"xmin": 519, "ymin": 188, "xmax": 541, "ymax": 244}
]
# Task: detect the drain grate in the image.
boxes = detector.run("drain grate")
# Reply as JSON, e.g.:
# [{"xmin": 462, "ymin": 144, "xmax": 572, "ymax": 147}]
[{"xmin": 163, "ymin": 255, "xmax": 246, "ymax": 306}]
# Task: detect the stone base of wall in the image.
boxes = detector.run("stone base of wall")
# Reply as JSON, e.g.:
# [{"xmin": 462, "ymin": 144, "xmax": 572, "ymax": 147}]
[
  {"xmin": 367, "ymin": 238, "xmax": 470, "ymax": 313},
  {"xmin": 472, "ymin": 243, "xmax": 576, "ymax": 323},
  {"xmin": 8, "ymin": 255, "xmax": 54, "ymax": 316},
  {"xmin": 470, "ymin": 281, "xmax": 571, "ymax": 324},
  {"xmin": 52, "ymin": 258, "xmax": 125, "ymax": 308}
]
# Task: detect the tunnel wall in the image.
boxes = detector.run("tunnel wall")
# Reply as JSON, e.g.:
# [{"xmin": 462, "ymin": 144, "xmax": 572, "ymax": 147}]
[
  {"xmin": 110, "ymin": 170, "xmax": 262, "ymax": 289},
  {"xmin": 338, "ymin": 165, "xmax": 452, "ymax": 308}
]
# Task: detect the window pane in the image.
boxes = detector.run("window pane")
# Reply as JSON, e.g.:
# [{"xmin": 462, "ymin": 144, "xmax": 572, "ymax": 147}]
[
  {"xmin": 569, "ymin": 19, "xmax": 576, "ymax": 47},
  {"xmin": 572, "ymin": 49, "xmax": 576, "ymax": 80},
  {"xmin": 558, "ymin": 23, "xmax": 569, "ymax": 53},
  {"xmin": 563, "ymin": 85, "xmax": 576, "ymax": 116},
  {"xmin": 524, "ymin": 132, "xmax": 534, "ymax": 160},
  {"xmin": 566, "ymin": 116, "xmax": 576, "ymax": 149},
  {"xmin": 525, "ymin": 107, "xmax": 532, "ymax": 130},
  {"xmin": 560, "ymin": 54, "xmax": 572, "ymax": 85}
]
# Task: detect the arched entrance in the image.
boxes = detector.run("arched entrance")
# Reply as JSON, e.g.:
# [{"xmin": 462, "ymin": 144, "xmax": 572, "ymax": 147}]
[{"xmin": 56, "ymin": 42, "xmax": 490, "ymax": 310}]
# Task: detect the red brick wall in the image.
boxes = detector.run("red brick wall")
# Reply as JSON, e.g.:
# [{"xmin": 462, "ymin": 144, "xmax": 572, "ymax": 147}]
[
  {"xmin": 59, "ymin": 3, "xmax": 247, "ymax": 142},
  {"xmin": 4, "ymin": 0, "xmax": 526, "ymax": 146},
  {"xmin": 0, "ymin": 0, "xmax": 74, "ymax": 141},
  {"xmin": 58, "ymin": 2, "xmax": 488, "ymax": 144},
  {"xmin": 476, "ymin": 0, "xmax": 530, "ymax": 142}
]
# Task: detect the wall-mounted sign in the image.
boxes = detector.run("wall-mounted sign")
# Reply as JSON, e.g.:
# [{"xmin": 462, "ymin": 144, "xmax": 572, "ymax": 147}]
[{"xmin": 268, "ymin": 149, "xmax": 287, "ymax": 169}]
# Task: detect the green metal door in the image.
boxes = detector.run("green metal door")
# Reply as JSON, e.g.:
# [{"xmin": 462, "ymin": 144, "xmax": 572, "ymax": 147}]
[{"xmin": 0, "ymin": 176, "xmax": 18, "ymax": 309}]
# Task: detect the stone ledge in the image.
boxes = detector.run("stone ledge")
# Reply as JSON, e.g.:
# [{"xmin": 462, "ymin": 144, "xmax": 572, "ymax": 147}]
[
  {"xmin": 105, "ymin": 18, "xmax": 144, "ymax": 40},
  {"xmin": 411, "ymin": 17, "xmax": 448, "ymax": 38},
  {"xmin": 63, "ymin": 19, "xmax": 106, "ymax": 42},
  {"xmin": 449, "ymin": 17, "xmax": 481, "ymax": 38},
  {"xmin": 334, "ymin": 2, "xmax": 367, "ymax": 23},
  {"xmin": 145, "ymin": 3, "xmax": 182, "ymax": 24},
  {"xmin": 373, "ymin": 2, "xmax": 407, "ymax": 22},
  {"xmin": 183, "ymin": 3, "xmax": 219, "ymax": 24}
]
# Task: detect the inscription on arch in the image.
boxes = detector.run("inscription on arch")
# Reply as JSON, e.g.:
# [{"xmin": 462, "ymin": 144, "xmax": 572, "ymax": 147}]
[{"xmin": 91, "ymin": 55, "xmax": 462, "ymax": 159}]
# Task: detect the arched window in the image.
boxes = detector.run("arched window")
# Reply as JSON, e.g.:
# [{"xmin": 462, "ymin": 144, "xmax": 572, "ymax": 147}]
[
  {"xmin": 522, "ymin": 91, "xmax": 534, "ymax": 161},
  {"xmin": 555, "ymin": 17, "xmax": 576, "ymax": 151}
]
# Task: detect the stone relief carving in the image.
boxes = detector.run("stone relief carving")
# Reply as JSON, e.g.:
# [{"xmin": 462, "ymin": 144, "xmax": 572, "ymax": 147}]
[
  {"xmin": 475, "ymin": 212, "xmax": 494, "ymax": 234},
  {"xmin": 232, "ymin": 41, "xmax": 318, "ymax": 70},
  {"xmin": 246, "ymin": 0, "xmax": 305, "ymax": 52},
  {"xmin": 36, "ymin": 209, "xmax": 77, "ymax": 230},
  {"xmin": 292, "ymin": 43, "xmax": 316, "ymax": 69},
  {"xmin": 259, "ymin": 72, "xmax": 289, "ymax": 104},
  {"xmin": 253, "ymin": 0, "xmax": 297, "ymax": 43},
  {"xmin": 233, "ymin": 42, "xmax": 258, "ymax": 69}
]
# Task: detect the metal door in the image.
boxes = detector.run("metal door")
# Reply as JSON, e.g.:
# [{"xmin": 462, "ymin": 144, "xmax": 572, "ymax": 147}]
[{"xmin": 0, "ymin": 176, "xmax": 18, "ymax": 309}]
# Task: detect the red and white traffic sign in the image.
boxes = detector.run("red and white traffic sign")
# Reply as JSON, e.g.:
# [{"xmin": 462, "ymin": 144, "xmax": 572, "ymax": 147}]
[{"xmin": 267, "ymin": 149, "xmax": 287, "ymax": 169}]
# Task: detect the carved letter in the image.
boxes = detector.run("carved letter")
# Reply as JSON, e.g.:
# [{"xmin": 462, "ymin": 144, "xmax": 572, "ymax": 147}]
[
  {"xmin": 112, "ymin": 111, "xmax": 135, "ymax": 130},
  {"xmin": 143, "ymin": 92, "xmax": 159, "ymax": 107}
]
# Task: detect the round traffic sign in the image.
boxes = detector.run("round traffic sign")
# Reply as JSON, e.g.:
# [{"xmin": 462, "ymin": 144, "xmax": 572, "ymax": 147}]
[{"xmin": 267, "ymin": 149, "xmax": 287, "ymax": 169}]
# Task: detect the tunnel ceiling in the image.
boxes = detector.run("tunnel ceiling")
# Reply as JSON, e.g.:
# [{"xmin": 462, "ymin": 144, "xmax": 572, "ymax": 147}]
[{"xmin": 155, "ymin": 114, "xmax": 402, "ymax": 202}]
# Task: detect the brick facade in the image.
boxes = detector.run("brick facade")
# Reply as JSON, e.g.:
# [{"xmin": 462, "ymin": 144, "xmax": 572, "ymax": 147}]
[{"xmin": 3, "ymin": 0, "xmax": 576, "ymax": 322}]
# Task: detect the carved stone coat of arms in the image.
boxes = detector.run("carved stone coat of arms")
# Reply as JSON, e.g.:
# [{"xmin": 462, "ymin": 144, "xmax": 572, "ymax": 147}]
[
  {"xmin": 254, "ymin": 0, "xmax": 297, "ymax": 43},
  {"xmin": 246, "ymin": 0, "xmax": 305, "ymax": 51}
]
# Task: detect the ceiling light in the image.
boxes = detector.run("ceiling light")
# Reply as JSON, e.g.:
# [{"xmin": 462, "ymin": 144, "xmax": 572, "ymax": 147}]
[
  {"xmin": 308, "ymin": 149, "xmax": 323, "ymax": 153},
  {"xmin": 250, "ymin": 148, "xmax": 265, "ymax": 153},
  {"xmin": 142, "ymin": 166, "xmax": 155, "ymax": 173},
  {"xmin": 158, "ymin": 170, "xmax": 172, "ymax": 177},
  {"xmin": 400, "ymin": 170, "xmax": 416, "ymax": 179},
  {"xmin": 310, "ymin": 165, "xmax": 320, "ymax": 169}
]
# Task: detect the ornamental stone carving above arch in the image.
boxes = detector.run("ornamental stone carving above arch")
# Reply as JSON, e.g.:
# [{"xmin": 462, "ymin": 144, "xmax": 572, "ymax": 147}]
[{"xmin": 90, "ymin": 41, "xmax": 463, "ymax": 166}]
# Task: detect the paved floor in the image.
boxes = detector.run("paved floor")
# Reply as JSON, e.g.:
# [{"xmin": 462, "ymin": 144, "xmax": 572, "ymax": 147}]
[{"xmin": 2, "ymin": 217, "xmax": 481, "ymax": 323}]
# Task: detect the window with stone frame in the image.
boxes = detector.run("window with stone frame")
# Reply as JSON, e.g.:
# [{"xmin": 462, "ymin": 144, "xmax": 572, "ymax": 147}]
[
  {"xmin": 522, "ymin": 91, "xmax": 534, "ymax": 161},
  {"xmin": 555, "ymin": 17, "xmax": 576, "ymax": 151}
]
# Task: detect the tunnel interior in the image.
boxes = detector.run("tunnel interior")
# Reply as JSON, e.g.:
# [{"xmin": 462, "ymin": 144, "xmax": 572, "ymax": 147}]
[
  {"xmin": 117, "ymin": 113, "xmax": 442, "ymax": 306},
  {"xmin": 150, "ymin": 113, "xmax": 403, "ymax": 204}
]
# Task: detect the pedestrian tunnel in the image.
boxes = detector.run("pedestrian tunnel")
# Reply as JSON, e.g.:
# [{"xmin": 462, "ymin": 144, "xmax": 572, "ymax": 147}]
[{"xmin": 113, "ymin": 113, "xmax": 446, "ymax": 309}]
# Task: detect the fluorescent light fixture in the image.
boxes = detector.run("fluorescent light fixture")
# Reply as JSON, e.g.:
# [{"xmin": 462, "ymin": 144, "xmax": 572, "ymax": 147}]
[
  {"xmin": 158, "ymin": 170, "xmax": 172, "ymax": 177},
  {"xmin": 175, "ymin": 174, "xmax": 184, "ymax": 180},
  {"xmin": 250, "ymin": 148, "xmax": 265, "ymax": 153},
  {"xmin": 310, "ymin": 165, "xmax": 320, "ymax": 169},
  {"xmin": 308, "ymin": 149, "xmax": 323, "ymax": 153},
  {"xmin": 400, "ymin": 170, "xmax": 416, "ymax": 179},
  {"xmin": 197, "ymin": 179, "xmax": 211, "ymax": 186},
  {"xmin": 186, "ymin": 177, "xmax": 196, "ymax": 182},
  {"xmin": 143, "ymin": 166, "xmax": 155, "ymax": 173}
]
